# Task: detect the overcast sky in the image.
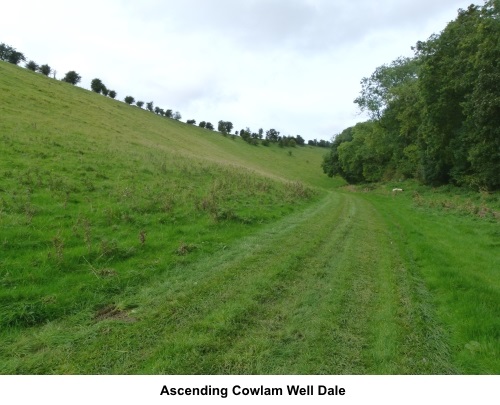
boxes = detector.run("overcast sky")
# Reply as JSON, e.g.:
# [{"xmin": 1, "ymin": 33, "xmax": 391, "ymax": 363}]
[{"xmin": 2, "ymin": 0, "xmax": 476, "ymax": 141}]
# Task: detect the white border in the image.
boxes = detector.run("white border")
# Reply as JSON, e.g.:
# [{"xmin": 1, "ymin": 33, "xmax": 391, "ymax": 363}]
[{"xmin": 1, "ymin": 375, "xmax": 498, "ymax": 405}]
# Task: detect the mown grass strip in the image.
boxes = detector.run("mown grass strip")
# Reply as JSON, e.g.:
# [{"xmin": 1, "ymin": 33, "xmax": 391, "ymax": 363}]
[
  {"xmin": 0, "ymin": 192, "xmax": 456, "ymax": 374},
  {"xmin": 362, "ymin": 191, "xmax": 499, "ymax": 374}
]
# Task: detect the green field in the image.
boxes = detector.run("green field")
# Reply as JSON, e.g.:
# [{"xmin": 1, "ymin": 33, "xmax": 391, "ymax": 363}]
[{"xmin": 0, "ymin": 61, "xmax": 498, "ymax": 374}]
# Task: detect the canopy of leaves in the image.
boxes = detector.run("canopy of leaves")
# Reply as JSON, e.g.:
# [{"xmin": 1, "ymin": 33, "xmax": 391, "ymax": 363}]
[
  {"xmin": 62, "ymin": 71, "xmax": 81, "ymax": 85},
  {"xmin": 25, "ymin": 60, "xmax": 38, "ymax": 71},
  {"xmin": 324, "ymin": 0, "xmax": 500, "ymax": 190},
  {"xmin": 39, "ymin": 64, "xmax": 51, "ymax": 76},
  {"xmin": 218, "ymin": 120, "xmax": 233, "ymax": 134},
  {"xmin": 91, "ymin": 78, "xmax": 105, "ymax": 93},
  {"xmin": 0, "ymin": 43, "xmax": 25, "ymax": 65}
]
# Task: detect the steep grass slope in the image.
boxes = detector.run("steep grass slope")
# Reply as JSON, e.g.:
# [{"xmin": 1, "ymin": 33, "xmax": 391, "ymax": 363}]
[
  {"xmin": 0, "ymin": 61, "xmax": 329, "ymax": 373},
  {"xmin": 0, "ymin": 62, "xmax": 337, "ymax": 189}
]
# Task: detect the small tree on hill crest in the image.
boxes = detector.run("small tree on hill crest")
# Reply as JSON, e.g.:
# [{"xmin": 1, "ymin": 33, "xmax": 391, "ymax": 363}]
[{"xmin": 62, "ymin": 71, "xmax": 81, "ymax": 85}]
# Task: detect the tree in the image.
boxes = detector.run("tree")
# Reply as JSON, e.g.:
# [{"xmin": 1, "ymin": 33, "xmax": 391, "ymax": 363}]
[
  {"xmin": 39, "ymin": 64, "xmax": 51, "ymax": 76},
  {"xmin": 62, "ymin": 71, "xmax": 81, "ymax": 85},
  {"xmin": 199, "ymin": 121, "xmax": 206, "ymax": 128},
  {"xmin": 455, "ymin": 1, "xmax": 500, "ymax": 189},
  {"xmin": 325, "ymin": 122, "xmax": 387, "ymax": 183},
  {"xmin": 101, "ymin": 87, "xmax": 109, "ymax": 96},
  {"xmin": 154, "ymin": 106, "xmax": 161, "ymax": 115},
  {"xmin": 218, "ymin": 120, "xmax": 233, "ymax": 134},
  {"xmin": 173, "ymin": 111, "xmax": 182, "ymax": 120},
  {"xmin": 25, "ymin": 60, "xmax": 38, "ymax": 71},
  {"xmin": 205, "ymin": 122, "xmax": 214, "ymax": 130},
  {"xmin": 354, "ymin": 56, "xmax": 419, "ymax": 122},
  {"xmin": 0, "ymin": 43, "xmax": 11, "ymax": 61},
  {"xmin": 124, "ymin": 96, "xmax": 135, "ymax": 105},
  {"xmin": 136, "ymin": 101, "xmax": 144, "ymax": 108},
  {"xmin": 186, "ymin": 119, "xmax": 196, "ymax": 125},
  {"xmin": 165, "ymin": 109, "xmax": 173, "ymax": 118},
  {"xmin": 91, "ymin": 78, "xmax": 105, "ymax": 93},
  {"xmin": 108, "ymin": 90, "xmax": 117, "ymax": 99},
  {"xmin": 265, "ymin": 129, "xmax": 280, "ymax": 142},
  {"xmin": 415, "ymin": 4, "xmax": 483, "ymax": 186},
  {"xmin": 295, "ymin": 135, "xmax": 305, "ymax": 146},
  {"xmin": 240, "ymin": 128, "xmax": 250, "ymax": 141},
  {"xmin": 0, "ymin": 43, "xmax": 25, "ymax": 65},
  {"xmin": 146, "ymin": 101, "xmax": 154, "ymax": 112}
]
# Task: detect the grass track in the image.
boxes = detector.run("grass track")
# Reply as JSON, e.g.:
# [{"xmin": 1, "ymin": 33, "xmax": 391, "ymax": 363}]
[
  {"xmin": 1, "ymin": 192, "xmax": 457, "ymax": 374},
  {"xmin": 363, "ymin": 191, "xmax": 499, "ymax": 374}
]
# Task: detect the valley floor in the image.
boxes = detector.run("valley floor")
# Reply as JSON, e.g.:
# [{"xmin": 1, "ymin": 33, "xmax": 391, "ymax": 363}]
[{"xmin": 3, "ymin": 189, "xmax": 496, "ymax": 374}]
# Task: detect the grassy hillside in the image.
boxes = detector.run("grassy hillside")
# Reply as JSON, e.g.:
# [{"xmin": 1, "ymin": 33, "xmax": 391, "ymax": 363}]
[
  {"xmin": 0, "ymin": 61, "xmax": 336, "ymax": 189},
  {"xmin": 0, "ymin": 61, "xmax": 498, "ymax": 374}
]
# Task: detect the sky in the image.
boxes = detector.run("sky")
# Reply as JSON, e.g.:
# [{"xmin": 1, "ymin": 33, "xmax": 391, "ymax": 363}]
[{"xmin": 2, "ymin": 0, "xmax": 477, "ymax": 141}]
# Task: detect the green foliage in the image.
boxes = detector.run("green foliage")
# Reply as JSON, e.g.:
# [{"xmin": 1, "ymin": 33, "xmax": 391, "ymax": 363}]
[
  {"xmin": 416, "ymin": 5, "xmax": 482, "ymax": 185},
  {"xmin": 90, "ymin": 78, "xmax": 105, "ymax": 93},
  {"xmin": 124, "ymin": 95, "xmax": 135, "ymax": 105},
  {"xmin": 460, "ymin": 1, "xmax": 500, "ymax": 190},
  {"xmin": 62, "ymin": 70, "xmax": 81, "ymax": 85},
  {"xmin": 108, "ymin": 90, "xmax": 117, "ymax": 99},
  {"xmin": 218, "ymin": 120, "xmax": 233, "ymax": 134},
  {"xmin": 266, "ymin": 128, "xmax": 280, "ymax": 142},
  {"xmin": 25, "ymin": 60, "xmax": 38, "ymax": 71},
  {"xmin": 295, "ymin": 135, "xmax": 305, "ymax": 146},
  {"xmin": 0, "ymin": 43, "xmax": 25, "ymax": 65},
  {"xmin": 354, "ymin": 56, "xmax": 418, "ymax": 121},
  {"xmin": 136, "ymin": 100, "xmax": 144, "ymax": 108},
  {"xmin": 327, "ymin": 1, "xmax": 500, "ymax": 190},
  {"xmin": 322, "ymin": 126, "xmax": 354, "ymax": 179},
  {"xmin": 38, "ymin": 64, "xmax": 51, "ymax": 76}
]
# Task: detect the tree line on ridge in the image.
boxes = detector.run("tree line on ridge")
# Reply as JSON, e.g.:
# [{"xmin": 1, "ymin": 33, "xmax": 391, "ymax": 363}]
[{"xmin": 1, "ymin": 42, "xmax": 331, "ymax": 148}]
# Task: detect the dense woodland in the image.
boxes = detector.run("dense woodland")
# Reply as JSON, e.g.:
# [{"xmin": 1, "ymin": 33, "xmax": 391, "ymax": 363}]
[{"xmin": 322, "ymin": 0, "xmax": 500, "ymax": 190}]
